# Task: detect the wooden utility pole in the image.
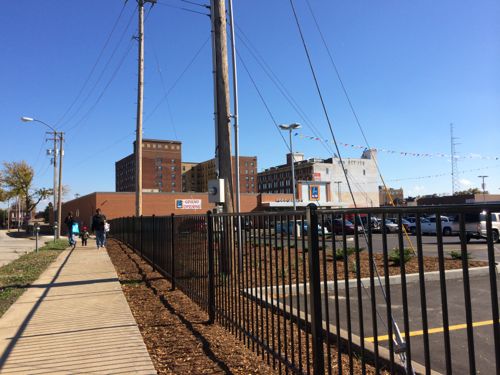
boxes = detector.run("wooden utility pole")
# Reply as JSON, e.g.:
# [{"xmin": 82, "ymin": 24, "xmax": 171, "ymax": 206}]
[
  {"xmin": 211, "ymin": 0, "xmax": 234, "ymax": 213},
  {"xmin": 135, "ymin": 0, "xmax": 145, "ymax": 217},
  {"xmin": 57, "ymin": 132, "xmax": 64, "ymax": 239}
]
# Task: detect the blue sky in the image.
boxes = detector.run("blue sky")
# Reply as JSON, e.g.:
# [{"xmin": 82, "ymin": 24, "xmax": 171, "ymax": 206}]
[{"xmin": 1, "ymin": 0, "xmax": 499, "ymax": 209}]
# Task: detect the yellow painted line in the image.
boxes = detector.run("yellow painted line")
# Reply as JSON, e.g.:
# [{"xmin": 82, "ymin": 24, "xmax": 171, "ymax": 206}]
[{"xmin": 366, "ymin": 319, "xmax": 499, "ymax": 343}]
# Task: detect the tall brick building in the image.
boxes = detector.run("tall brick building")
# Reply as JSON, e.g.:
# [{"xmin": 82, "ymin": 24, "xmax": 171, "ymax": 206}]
[
  {"xmin": 182, "ymin": 156, "xmax": 258, "ymax": 193},
  {"xmin": 115, "ymin": 139, "xmax": 182, "ymax": 192}
]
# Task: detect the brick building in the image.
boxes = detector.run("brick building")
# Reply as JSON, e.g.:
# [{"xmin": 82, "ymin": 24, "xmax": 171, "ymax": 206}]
[
  {"xmin": 258, "ymin": 150, "xmax": 380, "ymax": 207},
  {"xmin": 181, "ymin": 156, "xmax": 258, "ymax": 193},
  {"xmin": 61, "ymin": 191, "xmax": 300, "ymax": 230},
  {"xmin": 115, "ymin": 139, "xmax": 182, "ymax": 192}
]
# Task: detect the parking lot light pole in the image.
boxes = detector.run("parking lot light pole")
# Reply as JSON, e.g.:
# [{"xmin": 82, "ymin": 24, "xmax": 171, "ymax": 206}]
[
  {"xmin": 279, "ymin": 123, "xmax": 301, "ymax": 211},
  {"xmin": 478, "ymin": 175, "xmax": 488, "ymax": 202}
]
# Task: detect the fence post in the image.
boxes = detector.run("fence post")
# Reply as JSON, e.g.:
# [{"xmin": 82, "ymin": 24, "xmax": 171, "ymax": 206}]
[
  {"xmin": 170, "ymin": 213, "xmax": 176, "ymax": 290},
  {"xmin": 152, "ymin": 214, "xmax": 156, "ymax": 272},
  {"xmin": 207, "ymin": 211, "xmax": 215, "ymax": 324},
  {"xmin": 140, "ymin": 215, "xmax": 143, "ymax": 258},
  {"xmin": 306, "ymin": 203, "xmax": 325, "ymax": 375}
]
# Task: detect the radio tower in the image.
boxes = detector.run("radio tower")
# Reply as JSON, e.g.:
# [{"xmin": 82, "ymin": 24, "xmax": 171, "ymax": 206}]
[{"xmin": 450, "ymin": 123, "xmax": 460, "ymax": 194}]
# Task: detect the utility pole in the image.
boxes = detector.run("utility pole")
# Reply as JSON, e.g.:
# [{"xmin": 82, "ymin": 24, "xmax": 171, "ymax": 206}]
[
  {"xmin": 228, "ymin": 0, "xmax": 240, "ymax": 214},
  {"xmin": 46, "ymin": 132, "xmax": 58, "ymax": 228},
  {"xmin": 135, "ymin": 0, "xmax": 145, "ymax": 217},
  {"xmin": 57, "ymin": 132, "xmax": 64, "ymax": 238},
  {"xmin": 450, "ymin": 123, "xmax": 460, "ymax": 194},
  {"xmin": 211, "ymin": 0, "xmax": 234, "ymax": 213},
  {"xmin": 478, "ymin": 175, "xmax": 488, "ymax": 202}
]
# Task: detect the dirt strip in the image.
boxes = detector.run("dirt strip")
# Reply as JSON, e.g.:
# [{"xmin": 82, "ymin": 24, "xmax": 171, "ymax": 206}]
[{"xmin": 106, "ymin": 239, "xmax": 279, "ymax": 375}]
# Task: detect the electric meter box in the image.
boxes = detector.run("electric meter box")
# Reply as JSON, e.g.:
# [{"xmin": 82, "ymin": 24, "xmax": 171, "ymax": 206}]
[{"xmin": 208, "ymin": 179, "xmax": 225, "ymax": 203}]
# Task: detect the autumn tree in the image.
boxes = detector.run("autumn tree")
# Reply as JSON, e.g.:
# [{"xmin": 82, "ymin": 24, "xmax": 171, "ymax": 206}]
[{"xmin": 0, "ymin": 161, "xmax": 52, "ymax": 216}]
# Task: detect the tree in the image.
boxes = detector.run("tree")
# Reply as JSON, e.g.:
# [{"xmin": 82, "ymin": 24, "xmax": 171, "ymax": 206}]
[
  {"xmin": 0, "ymin": 161, "xmax": 52, "ymax": 216},
  {"xmin": 453, "ymin": 187, "xmax": 484, "ymax": 196}
]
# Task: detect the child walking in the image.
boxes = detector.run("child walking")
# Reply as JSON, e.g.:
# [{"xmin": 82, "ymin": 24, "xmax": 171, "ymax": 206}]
[{"xmin": 81, "ymin": 226, "xmax": 90, "ymax": 247}]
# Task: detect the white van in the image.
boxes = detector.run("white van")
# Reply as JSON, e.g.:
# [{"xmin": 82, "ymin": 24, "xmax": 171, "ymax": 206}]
[{"xmin": 479, "ymin": 212, "xmax": 500, "ymax": 243}]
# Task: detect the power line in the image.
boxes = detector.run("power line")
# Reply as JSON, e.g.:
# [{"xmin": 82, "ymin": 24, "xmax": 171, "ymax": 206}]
[
  {"xmin": 156, "ymin": 1, "xmax": 209, "ymax": 16},
  {"xmin": 144, "ymin": 36, "xmax": 210, "ymax": 123},
  {"xmin": 236, "ymin": 26, "xmax": 336, "ymax": 157},
  {"xmin": 149, "ymin": 40, "xmax": 179, "ymax": 139},
  {"xmin": 55, "ymin": 2, "xmax": 128, "ymax": 127},
  {"xmin": 65, "ymin": 42, "xmax": 135, "ymax": 135},
  {"xmin": 237, "ymin": 54, "xmax": 289, "ymax": 150},
  {"xmin": 61, "ymin": 5, "xmax": 138, "ymax": 132}
]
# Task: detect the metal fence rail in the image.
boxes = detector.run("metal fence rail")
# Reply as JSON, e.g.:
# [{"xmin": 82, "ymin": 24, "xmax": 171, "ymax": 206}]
[{"xmin": 110, "ymin": 204, "xmax": 500, "ymax": 375}]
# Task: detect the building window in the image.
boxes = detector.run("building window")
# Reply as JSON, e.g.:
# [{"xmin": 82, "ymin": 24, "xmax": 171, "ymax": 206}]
[
  {"xmin": 172, "ymin": 182, "xmax": 176, "ymax": 187},
  {"xmin": 171, "ymin": 166, "xmax": 175, "ymax": 171},
  {"xmin": 171, "ymin": 159, "xmax": 175, "ymax": 163},
  {"xmin": 245, "ymin": 170, "xmax": 248, "ymax": 174},
  {"xmin": 251, "ymin": 162, "xmax": 254, "ymax": 166},
  {"xmin": 363, "ymin": 169, "xmax": 366, "ymax": 176},
  {"xmin": 171, "ymin": 174, "xmax": 176, "ymax": 179}
]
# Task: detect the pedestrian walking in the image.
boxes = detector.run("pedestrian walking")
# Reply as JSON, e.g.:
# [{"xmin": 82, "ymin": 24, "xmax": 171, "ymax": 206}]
[
  {"xmin": 64, "ymin": 212, "xmax": 77, "ymax": 249},
  {"xmin": 91, "ymin": 208, "xmax": 107, "ymax": 249},
  {"xmin": 80, "ymin": 226, "xmax": 90, "ymax": 246}
]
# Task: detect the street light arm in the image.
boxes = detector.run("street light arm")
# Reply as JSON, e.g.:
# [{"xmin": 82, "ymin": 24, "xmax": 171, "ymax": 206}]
[
  {"xmin": 33, "ymin": 119, "xmax": 57, "ymax": 132},
  {"xmin": 20, "ymin": 117, "xmax": 57, "ymax": 132}
]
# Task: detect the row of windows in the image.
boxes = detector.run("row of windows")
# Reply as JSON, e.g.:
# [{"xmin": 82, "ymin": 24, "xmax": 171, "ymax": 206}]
[
  {"xmin": 144, "ymin": 143, "xmax": 180, "ymax": 150},
  {"xmin": 156, "ymin": 165, "xmax": 177, "ymax": 171}
]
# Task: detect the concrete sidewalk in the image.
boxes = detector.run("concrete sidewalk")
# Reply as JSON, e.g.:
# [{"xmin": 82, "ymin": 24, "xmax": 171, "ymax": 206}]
[
  {"xmin": 0, "ymin": 230, "xmax": 53, "ymax": 267},
  {"xmin": 0, "ymin": 246, "xmax": 156, "ymax": 374}
]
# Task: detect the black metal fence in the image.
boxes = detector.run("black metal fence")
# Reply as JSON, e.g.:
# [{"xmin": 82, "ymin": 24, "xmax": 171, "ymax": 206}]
[{"xmin": 110, "ymin": 204, "xmax": 500, "ymax": 374}]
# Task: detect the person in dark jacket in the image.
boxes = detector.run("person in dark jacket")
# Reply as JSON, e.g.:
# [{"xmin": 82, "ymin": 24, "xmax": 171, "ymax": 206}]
[
  {"xmin": 64, "ymin": 212, "xmax": 77, "ymax": 248},
  {"xmin": 91, "ymin": 208, "xmax": 107, "ymax": 249}
]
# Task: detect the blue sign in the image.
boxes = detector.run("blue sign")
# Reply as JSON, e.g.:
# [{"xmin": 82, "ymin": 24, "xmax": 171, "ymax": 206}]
[
  {"xmin": 176, "ymin": 200, "xmax": 183, "ymax": 209},
  {"xmin": 310, "ymin": 186, "xmax": 319, "ymax": 200}
]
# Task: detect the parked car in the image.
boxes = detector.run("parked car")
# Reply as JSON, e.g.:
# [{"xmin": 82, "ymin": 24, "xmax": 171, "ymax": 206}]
[
  {"xmin": 450, "ymin": 213, "xmax": 482, "ymax": 242},
  {"xmin": 383, "ymin": 219, "xmax": 399, "ymax": 233},
  {"xmin": 324, "ymin": 218, "xmax": 356, "ymax": 234},
  {"xmin": 420, "ymin": 215, "xmax": 453, "ymax": 235},
  {"xmin": 275, "ymin": 220, "xmax": 329, "ymax": 235},
  {"xmin": 479, "ymin": 212, "xmax": 500, "ymax": 243}
]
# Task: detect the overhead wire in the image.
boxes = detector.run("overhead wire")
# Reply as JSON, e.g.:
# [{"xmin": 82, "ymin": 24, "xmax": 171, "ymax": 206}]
[
  {"xmin": 289, "ymin": 1, "xmax": 411, "ymax": 369},
  {"xmin": 61, "ymin": 5, "xmax": 138, "ymax": 133},
  {"xmin": 236, "ymin": 26, "xmax": 336, "ymax": 157},
  {"xmin": 144, "ymin": 36, "xmax": 210, "ymax": 123},
  {"xmin": 237, "ymin": 54, "xmax": 289, "ymax": 150},
  {"xmin": 156, "ymin": 1, "xmax": 210, "ymax": 16},
  {"xmin": 150, "ymin": 41, "xmax": 179, "ymax": 139},
  {"xmin": 55, "ymin": 2, "xmax": 128, "ymax": 127}
]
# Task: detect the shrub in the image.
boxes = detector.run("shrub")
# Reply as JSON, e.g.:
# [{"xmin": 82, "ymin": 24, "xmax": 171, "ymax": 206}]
[
  {"xmin": 335, "ymin": 246, "xmax": 365, "ymax": 261},
  {"xmin": 389, "ymin": 248, "xmax": 413, "ymax": 266},
  {"xmin": 450, "ymin": 250, "xmax": 472, "ymax": 260}
]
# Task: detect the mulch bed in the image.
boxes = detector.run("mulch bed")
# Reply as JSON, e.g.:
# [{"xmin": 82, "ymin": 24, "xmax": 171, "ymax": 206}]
[{"xmin": 106, "ymin": 239, "xmax": 279, "ymax": 375}]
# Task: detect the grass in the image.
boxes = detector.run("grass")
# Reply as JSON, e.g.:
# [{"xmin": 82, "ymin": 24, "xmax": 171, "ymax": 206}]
[{"xmin": 0, "ymin": 239, "xmax": 68, "ymax": 317}]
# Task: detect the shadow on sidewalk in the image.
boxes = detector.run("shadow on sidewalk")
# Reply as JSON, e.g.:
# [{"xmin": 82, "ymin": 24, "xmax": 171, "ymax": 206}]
[
  {"xmin": 117, "ymin": 241, "xmax": 233, "ymax": 375},
  {"xmin": 0, "ymin": 247, "xmax": 76, "ymax": 370}
]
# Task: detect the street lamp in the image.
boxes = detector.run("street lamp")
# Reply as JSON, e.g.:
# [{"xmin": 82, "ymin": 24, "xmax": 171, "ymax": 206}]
[
  {"xmin": 20, "ymin": 116, "xmax": 64, "ymax": 238},
  {"xmin": 279, "ymin": 123, "xmax": 301, "ymax": 210}
]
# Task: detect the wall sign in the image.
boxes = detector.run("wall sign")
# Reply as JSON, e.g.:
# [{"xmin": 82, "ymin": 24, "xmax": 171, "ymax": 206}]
[
  {"xmin": 309, "ymin": 186, "xmax": 320, "ymax": 200},
  {"xmin": 176, "ymin": 199, "xmax": 202, "ymax": 210}
]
